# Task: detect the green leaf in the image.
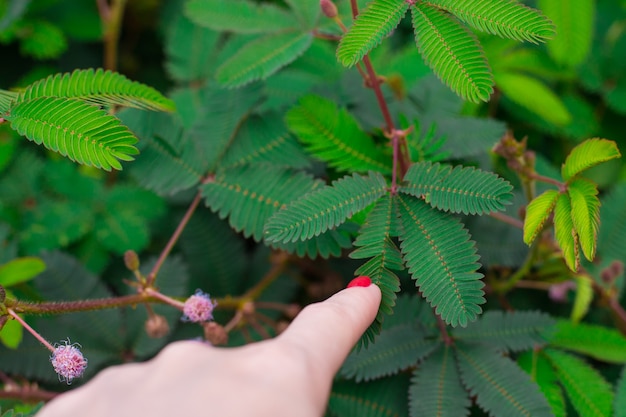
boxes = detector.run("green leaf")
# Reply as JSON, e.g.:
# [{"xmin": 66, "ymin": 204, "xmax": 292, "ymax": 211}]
[
  {"xmin": 185, "ymin": 0, "xmax": 296, "ymax": 33},
  {"xmin": 397, "ymin": 194, "xmax": 484, "ymax": 327},
  {"xmin": 409, "ymin": 344, "xmax": 471, "ymax": 417},
  {"xmin": 524, "ymin": 189, "xmax": 559, "ymax": 245},
  {"xmin": 270, "ymin": 224, "xmax": 354, "ymax": 259},
  {"xmin": 538, "ymin": 0, "xmax": 594, "ymax": 67},
  {"xmin": 550, "ymin": 320, "xmax": 626, "ymax": 363},
  {"xmin": 0, "ymin": 257, "xmax": 45, "ymax": 287},
  {"xmin": 19, "ymin": 20, "xmax": 67, "ymax": 59},
  {"xmin": 285, "ymin": 95, "xmax": 391, "ymax": 174},
  {"xmin": 203, "ymin": 164, "xmax": 323, "ymax": 241},
  {"xmin": 570, "ymin": 275, "xmax": 593, "ymax": 323},
  {"xmin": 561, "ymin": 138, "xmax": 621, "ymax": 182},
  {"xmin": 341, "ymin": 323, "xmax": 439, "ymax": 382},
  {"xmin": 411, "ymin": 3, "xmax": 494, "ymax": 103},
  {"xmin": 399, "ymin": 161, "xmax": 513, "ymax": 215},
  {"xmin": 216, "ymin": 32, "xmax": 313, "ymax": 88},
  {"xmin": 544, "ymin": 348, "xmax": 614, "ymax": 417},
  {"xmin": 0, "ymin": 312, "xmax": 23, "ymax": 349},
  {"xmin": 284, "ymin": 0, "xmax": 320, "ymax": 29},
  {"xmin": 615, "ymin": 366, "xmax": 626, "ymax": 417},
  {"xmin": 554, "ymin": 191, "xmax": 579, "ymax": 272},
  {"xmin": 518, "ymin": 350, "xmax": 566, "ymax": 417},
  {"xmin": 452, "ymin": 310, "xmax": 554, "ymax": 352},
  {"xmin": 336, "ymin": 0, "xmax": 410, "ymax": 67},
  {"xmin": 495, "ymin": 72, "xmax": 571, "ymax": 126},
  {"xmin": 429, "ymin": 0, "xmax": 555, "ymax": 43},
  {"xmin": 456, "ymin": 343, "xmax": 554, "ymax": 417},
  {"xmin": 6, "ymin": 97, "xmax": 138, "ymax": 171},
  {"xmin": 568, "ymin": 178, "xmax": 600, "ymax": 261},
  {"xmin": 328, "ymin": 374, "xmax": 410, "ymax": 417},
  {"xmin": 264, "ymin": 171, "xmax": 388, "ymax": 244},
  {"xmin": 16, "ymin": 68, "xmax": 175, "ymax": 112}
]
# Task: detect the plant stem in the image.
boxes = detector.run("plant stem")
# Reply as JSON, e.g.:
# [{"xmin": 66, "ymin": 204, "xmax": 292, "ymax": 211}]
[
  {"xmin": 493, "ymin": 243, "xmax": 538, "ymax": 293},
  {"xmin": 349, "ymin": 0, "xmax": 359, "ymax": 19},
  {"xmin": 98, "ymin": 0, "xmax": 128, "ymax": 71},
  {"xmin": 11, "ymin": 294, "xmax": 153, "ymax": 315},
  {"xmin": 435, "ymin": 314, "xmax": 453, "ymax": 346},
  {"xmin": 243, "ymin": 251, "xmax": 290, "ymax": 300},
  {"xmin": 489, "ymin": 211, "xmax": 524, "ymax": 229},
  {"xmin": 147, "ymin": 191, "xmax": 202, "ymax": 285},
  {"xmin": 7, "ymin": 309, "xmax": 55, "ymax": 352},
  {"xmin": 362, "ymin": 57, "xmax": 394, "ymax": 133}
]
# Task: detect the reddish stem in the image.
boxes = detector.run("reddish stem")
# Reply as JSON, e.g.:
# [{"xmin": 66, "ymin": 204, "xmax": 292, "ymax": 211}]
[{"xmin": 7, "ymin": 309, "xmax": 55, "ymax": 352}]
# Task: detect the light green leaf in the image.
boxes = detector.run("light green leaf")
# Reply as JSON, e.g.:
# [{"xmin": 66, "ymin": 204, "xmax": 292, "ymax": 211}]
[
  {"xmin": 518, "ymin": 351, "xmax": 566, "ymax": 417},
  {"xmin": 216, "ymin": 32, "xmax": 313, "ymax": 88},
  {"xmin": 554, "ymin": 191, "xmax": 579, "ymax": 271},
  {"xmin": 616, "ymin": 366, "xmax": 626, "ymax": 417},
  {"xmin": 538, "ymin": 0, "xmax": 594, "ymax": 67},
  {"xmin": 337, "ymin": 0, "xmax": 410, "ymax": 67},
  {"xmin": 561, "ymin": 138, "xmax": 621, "ymax": 182},
  {"xmin": 545, "ymin": 348, "xmax": 614, "ymax": 417},
  {"xmin": 0, "ymin": 313, "xmax": 23, "ymax": 349},
  {"xmin": 568, "ymin": 178, "xmax": 600, "ymax": 261},
  {"xmin": 185, "ymin": 0, "xmax": 296, "ymax": 33},
  {"xmin": 411, "ymin": 3, "xmax": 493, "ymax": 103},
  {"xmin": 0, "ymin": 257, "xmax": 45, "ymax": 287},
  {"xmin": 523, "ymin": 189, "xmax": 559, "ymax": 245},
  {"xmin": 550, "ymin": 320, "xmax": 626, "ymax": 363},
  {"xmin": 570, "ymin": 275, "xmax": 593, "ymax": 323},
  {"xmin": 496, "ymin": 72, "xmax": 571, "ymax": 126}
]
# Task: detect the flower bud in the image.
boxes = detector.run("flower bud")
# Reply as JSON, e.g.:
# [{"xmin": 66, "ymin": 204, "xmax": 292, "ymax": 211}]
[
  {"xmin": 124, "ymin": 250, "xmax": 140, "ymax": 272},
  {"xmin": 145, "ymin": 314, "xmax": 170, "ymax": 338},
  {"xmin": 320, "ymin": 0, "xmax": 338, "ymax": 18},
  {"xmin": 203, "ymin": 322, "xmax": 228, "ymax": 345}
]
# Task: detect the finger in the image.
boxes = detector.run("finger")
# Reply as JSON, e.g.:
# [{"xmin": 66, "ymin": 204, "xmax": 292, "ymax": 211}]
[{"xmin": 278, "ymin": 280, "xmax": 381, "ymax": 377}]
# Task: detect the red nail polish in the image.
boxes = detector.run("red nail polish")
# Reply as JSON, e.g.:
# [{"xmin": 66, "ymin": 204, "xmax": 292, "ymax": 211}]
[{"xmin": 347, "ymin": 276, "xmax": 371, "ymax": 288}]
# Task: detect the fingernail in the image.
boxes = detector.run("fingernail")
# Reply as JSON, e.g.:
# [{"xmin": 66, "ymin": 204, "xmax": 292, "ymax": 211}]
[{"xmin": 347, "ymin": 276, "xmax": 371, "ymax": 288}]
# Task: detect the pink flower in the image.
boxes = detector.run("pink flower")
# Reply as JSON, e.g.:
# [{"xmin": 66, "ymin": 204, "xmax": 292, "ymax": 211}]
[
  {"xmin": 50, "ymin": 340, "xmax": 88, "ymax": 384},
  {"xmin": 182, "ymin": 290, "xmax": 217, "ymax": 323}
]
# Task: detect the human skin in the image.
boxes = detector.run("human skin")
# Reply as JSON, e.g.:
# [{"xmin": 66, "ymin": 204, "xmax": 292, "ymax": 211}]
[{"xmin": 37, "ymin": 281, "xmax": 381, "ymax": 417}]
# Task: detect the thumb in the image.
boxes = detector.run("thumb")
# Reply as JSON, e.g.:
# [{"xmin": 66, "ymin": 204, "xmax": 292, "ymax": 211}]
[{"xmin": 277, "ymin": 277, "xmax": 381, "ymax": 376}]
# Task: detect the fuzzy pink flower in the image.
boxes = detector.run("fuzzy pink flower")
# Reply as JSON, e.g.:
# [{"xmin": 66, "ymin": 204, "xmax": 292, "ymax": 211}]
[
  {"xmin": 50, "ymin": 341, "xmax": 88, "ymax": 384},
  {"xmin": 182, "ymin": 290, "xmax": 217, "ymax": 323}
]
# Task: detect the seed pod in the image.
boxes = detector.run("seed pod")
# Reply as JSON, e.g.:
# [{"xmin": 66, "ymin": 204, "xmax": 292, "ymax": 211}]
[
  {"xmin": 145, "ymin": 314, "xmax": 170, "ymax": 338},
  {"xmin": 124, "ymin": 250, "xmax": 140, "ymax": 271}
]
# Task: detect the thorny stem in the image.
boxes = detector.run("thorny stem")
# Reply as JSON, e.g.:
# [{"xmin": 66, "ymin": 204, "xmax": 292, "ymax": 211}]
[
  {"xmin": 10, "ymin": 294, "xmax": 158, "ymax": 315},
  {"xmin": 147, "ymin": 191, "xmax": 203, "ymax": 285},
  {"xmin": 6, "ymin": 309, "xmax": 54, "ymax": 352},
  {"xmin": 97, "ymin": 0, "xmax": 128, "ymax": 71}
]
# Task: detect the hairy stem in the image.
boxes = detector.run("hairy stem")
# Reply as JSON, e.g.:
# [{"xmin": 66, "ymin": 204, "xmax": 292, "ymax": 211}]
[
  {"xmin": 11, "ymin": 294, "xmax": 154, "ymax": 315},
  {"xmin": 7, "ymin": 309, "xmax": 54, "ymax": 351}
]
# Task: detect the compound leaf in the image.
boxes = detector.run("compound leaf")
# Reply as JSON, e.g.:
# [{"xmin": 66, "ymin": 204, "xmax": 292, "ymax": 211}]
[
  {"xmin": 518, "ymin": 351, "xmax": 566, "ymax": 417},
  {"xmin": 285, "ymin": 95, "xmax": 391, "ymax": 174},
  {"xmin": 6, "ymin": 97, "xmax": 138, "ymax": 171},
  {"xmin": 329, "ymin": 374, "xmax": 410, "ymax": 417},
  {"xmin": 185, "ymin": 0, "xmax": 296, "ymax": 33},
  {"xmin": 399, "ymin": 161, "xmax": 513, "ymax": 215},
  {"xmin": 550, "ymin": 320, "xmax": 626, "ymax": 364},
  {"xmin": 264, "ymin": 171, "xmax": 388, "ymax": 244},
  {"xmin": 616, "ymin": 366, "xmax": 626, "ymax": 417},
  {"xmin": 544, "ymin": 348, "xmax": 614, "ymax": 417},
  {"xmin": 452, "ymin": 310, "xmax": 554, "ymax": 352},
  {"xmin": 429, "ymin": 0, "xmax": 555, "ymax": 43},
  {"xmin": 17, "ymin": 68, "xmax": 174, "ymax": 112},
  {"xmin": 411, "ymin": 3, "xmax": 493, "ymax": 103},
  {"xmin": 337, "ymin": 0, "xmax": 410, "ymax": 67},
  {"xmin": 397, "ymin": 194, "xmax": 484, "ymax": 327},
  {"xmin": 554, "ymin": 191, "xmax": 579, "ymax": 271},
  {"xmin": 568, "ymin": 178, "xmax": 600, "ymax": 261},
  {"xmin": 456, "ymin": 343, "xmax": 554, "ymax": 417},
  {"xmin": 203, "ymin": 164, "xmax": 323, "ymax": 241},
  {"xmin": 561, "ymin": 138, "xmax": 621, "ymax": 182},
  {"xmin": 410, "ymin": 344, "xmax": 471, "ymax": 417},
  {"xmin": 523, "ymin": 189, "xmax": 559, "ymax": 245},
  {"xmin": 216, "ymin": 31, "xmax": 313, "ymax": 88}
]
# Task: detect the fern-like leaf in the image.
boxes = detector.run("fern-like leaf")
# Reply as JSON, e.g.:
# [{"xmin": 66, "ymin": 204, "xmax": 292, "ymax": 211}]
[
  {"xmin": 616, "ymin": 366, "xmax": 626, "ymax": 417},
  {"xmin": 554, "ymin": 192, "xmax": 579, "ymax": 271},
  {"xmin": 216, "ymin": 32, "xmax": 313, "ymax": 88},
  {"xmin": 341, "ymin": 323, "xmax": 439, "ymax": 382},
  {"xmin": 428, "ymin": 0, "xmax": 555, "ymax": 44},
  {"xmin": 337, "ymin": 0, "xmax": 410, "ymax": 67},
  {"xmin": 329, "ymin": 375, "xmax": 410, "ymax": 417},
  {"xmin": 270, "ymin": 225, "xmax": 354, "ymax": 260},
  {"xmin": 452, "ymin": 310, "xmax": 554, "ymax": 352},
  {"xmin": 568, "ymin": 178, "xmax": 600, "ymax": 261},
  {"xmin": 397, "ymin": 194, "xmax": 484, "ymax": 327},
  {"xmin": 523, "ymin": 189, "xmax": 559, "ymax": 245},
  {"xmin": 456, "ymin": 343, "xmax": 554, "ymax": 417},
  {"xmin": 538, "ymin": 0, "xmax": 593, "ymax": 67},
  {"xmin": 6, "ymin": 97, "xmax": 138, "ymax": 171},
  {"xmin": 550, "ymin": 320, "xmax": 626, "ymax": 364},
  {"xmin": 544, "ymin": 348, "xmax": 614, "ymax": 417},
  {"xmin": 202, "ymin": 164, "xmax": 323, "ymax": 241},
  {"xmin": 285, "ymin": 95, "xmax": 391, "ymax": 174},
  {"xmin": 410, "ymin": 344, "xmax": 471, "ymax": 417},
  {"xmin": 17, "ymin": 69, "xmax": 175, "ymax": 112},
  {"xmin": 561, "ymin": 138, "xmax": 621, "ymax": 182},
  {"xmin": 518, "ymin": 351, "xmax": 567, "ymax": 417},
  {"xmin": 264, "ymin": 172, "xmax": 388, "ymax": 244},
  {"xmin": 411, "ymin": 3, "xmax": 494, "ymax": 103},
  {"xmin": 399, "ymin": 161, "xmax": 513, "ymax": 215},
  {"xmin": 185, "ymin": 0, "xmax": 296, "ymax": 33}
]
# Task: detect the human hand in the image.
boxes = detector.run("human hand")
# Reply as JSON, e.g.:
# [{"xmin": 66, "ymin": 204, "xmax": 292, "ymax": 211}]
[{"xmin": 37, "ymin": 277, "xmax": 381, "ymax": 417}]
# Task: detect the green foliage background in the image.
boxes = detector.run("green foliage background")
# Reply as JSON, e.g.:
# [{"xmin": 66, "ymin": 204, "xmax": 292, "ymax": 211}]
[{"xmin": 1, "ymin": 0, "xmax": 626, "ymax": 416}]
